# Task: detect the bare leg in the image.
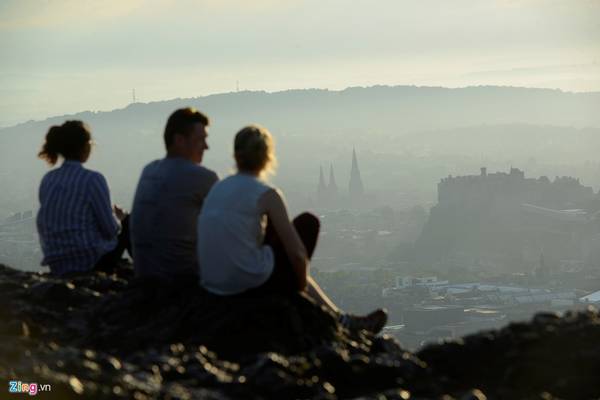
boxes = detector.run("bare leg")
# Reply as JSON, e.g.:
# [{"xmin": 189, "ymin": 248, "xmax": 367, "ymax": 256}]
[
  {"xmin": 267, "ymin": 213, "xmax": 387, "ymax": 333},
  {"xmin": 307, "ymin": 275, "xmax": 388, "ymax": 334},
  {"xmin": 306, "ymin": 276, "xmax": 340, "ymax": 314}
]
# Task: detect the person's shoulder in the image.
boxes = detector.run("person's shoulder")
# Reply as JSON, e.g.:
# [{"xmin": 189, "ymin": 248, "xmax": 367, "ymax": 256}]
[
  {"xmin": 182, "ymin": 161, "xmax": 215, "ymax": 175},
  {"xmin": 211, "ymin": 173, "xmax": 240, "ymax": 189},
  {"xmin": 259, "ymin": 177, "xmax": 276, "ymax": 190},
  {"xmin": 141, "ymin": 159, "xmax": 161, "ymax": 173},
  {"xmin": 187, "ymin": 164, "xmax": 219, "ymax": 184},
  {"xmin": 84, "ymin": 168, "xmax": 109, "ymax": 186},
  {"xmin": 261, "ymin": 186, "xmax": 283, "ymax": 201},
  {"xmin": 218, "ymin": 174, "xmax": 237, "ymax": 184},
  {"xmin": 258, "ymin": 186, "xmax": 286, "ymax": 214},
  {"xmin": 41, "ymin": 167, "xmax": 58, "ymax": 180},
  {"xmin": 40, "ymin": 169, "xmax": 57, "ymax": 188},
  {"xmin": 250, "ymin": 175, "xmax": 276, "ymax": 193},
  {"xmin": 134, "ymin": 159, "xmax": 162, "ymax": 181}
]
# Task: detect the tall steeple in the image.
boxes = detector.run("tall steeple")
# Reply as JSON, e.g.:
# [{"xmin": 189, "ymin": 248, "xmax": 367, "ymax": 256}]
[
  {"xmin": 349, "ymin": 147, "xmax": 364, "ymax": 198},
  {"xmin": 317, "ymin": 165, "xmax": 327, "ymax": 196},
  {"xmin": 328, "ymin": 163, "xmax": 338, "ymax": 194}
]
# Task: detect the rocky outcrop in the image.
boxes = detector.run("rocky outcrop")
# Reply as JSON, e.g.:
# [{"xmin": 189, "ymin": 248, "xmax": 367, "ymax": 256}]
[{"xmin": 1, "ymin": 264, "xmax": 599, "ymax": 399}]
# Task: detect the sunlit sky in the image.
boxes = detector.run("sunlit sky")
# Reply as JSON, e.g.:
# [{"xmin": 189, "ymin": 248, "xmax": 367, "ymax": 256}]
[{"xmin": 1, "ymin": 0, "xmax": 599, "ymax": 127}]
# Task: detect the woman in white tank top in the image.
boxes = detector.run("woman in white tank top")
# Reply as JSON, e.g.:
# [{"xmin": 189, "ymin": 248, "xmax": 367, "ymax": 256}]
[{"xmin": 197, "ymin": 125, "xmax": 388, "ymax": 334}]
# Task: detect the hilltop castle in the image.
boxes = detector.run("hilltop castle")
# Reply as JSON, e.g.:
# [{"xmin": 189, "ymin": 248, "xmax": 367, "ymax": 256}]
[
  {"xmin": 416, "ymin": 167, "xmax": 600, "ymax": 271},
  {"xmin": 316, "ymin": 148, "xmax": 365, "ymax": 209},
  {"xmin": 437, "ymin": 167, "xmax": 596, "ymax": 209}
]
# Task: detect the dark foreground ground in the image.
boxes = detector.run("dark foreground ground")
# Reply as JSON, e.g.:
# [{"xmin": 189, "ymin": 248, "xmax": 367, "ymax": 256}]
[{"xmin": 1, "ymin": 264, "xmax": 599, "ymax": 400}]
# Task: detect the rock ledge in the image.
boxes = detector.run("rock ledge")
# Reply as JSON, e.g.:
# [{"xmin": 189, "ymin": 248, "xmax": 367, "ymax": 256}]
[{"xmin": 1, "ymin": 265, "xmax": 599, "ymax": 400}]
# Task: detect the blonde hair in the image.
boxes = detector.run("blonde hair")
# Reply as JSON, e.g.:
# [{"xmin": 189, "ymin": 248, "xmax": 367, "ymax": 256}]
[{"xmin": 234, "ymin": 124, "xmax": 277, "ymax": 178}]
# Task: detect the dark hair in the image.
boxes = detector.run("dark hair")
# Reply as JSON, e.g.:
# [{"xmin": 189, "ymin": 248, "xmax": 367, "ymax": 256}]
[
  {"xmin": 234, "ymin": 124, "xmax": 277, "ymax": 177},
  {"xmin": 164, "ymin": 107, "xmax": 210, "ymax": 148},
  {"xmin": 38, "ymin": 120, "xmax": 91, "ymax": 166}
]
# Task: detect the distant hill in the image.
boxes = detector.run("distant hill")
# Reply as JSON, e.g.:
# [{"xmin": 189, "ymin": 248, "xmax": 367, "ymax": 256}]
[
  {"xmin": 1, "ymin": 85, "xmax": 599, "ymax": 216},
  {"xmin": 3, "ymin": 85, "xmax": 600, "ymax": 133}
]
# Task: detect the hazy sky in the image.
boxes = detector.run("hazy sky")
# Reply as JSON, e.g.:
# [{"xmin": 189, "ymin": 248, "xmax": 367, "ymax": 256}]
[{"xmin": 1, "ymin": 0, "xmax": 599, "ymax": 127}]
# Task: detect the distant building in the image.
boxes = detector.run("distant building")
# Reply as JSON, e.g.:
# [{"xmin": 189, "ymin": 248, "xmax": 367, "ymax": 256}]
[
  {"xmin": 437, "ymin": 166, "xmax": 594, "ymax": 207},
  {"xmin": 328, "ymin": 163, "xmax": 338, "ymax": 197},
  {"xmin": 0, "ymin": 210, "xmax": 40, "ymax": 270},
  {"xmin": 317, "ymin": 165, "xmax": 327, "ymax": 198},
  {"xmin": 316, "ymin": 149, "xmax": 367, "ymax": 209},
  {"xmin": 581, "ymin": 290, "xmax": 600, "ymax": 304},
  {"xmin": 382, "ymin": 276, "xmax": 449, "ymax": 297},
  {"xmin": 317, "ymin": 163, "xmax": 340, "ymax": 206},
  {"xmin": 416, "ymin": 167, "xmax": 600, "ymax": 270},
  {"xmin": 348, "ymin": 148, "xmax": 364, "ymax": 201}
]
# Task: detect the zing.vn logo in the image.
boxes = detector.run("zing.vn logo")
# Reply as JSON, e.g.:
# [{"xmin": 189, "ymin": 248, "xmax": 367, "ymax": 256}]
[{"xmin": 8, "ymin": 381, "xmax": 52, "ymax": 396}]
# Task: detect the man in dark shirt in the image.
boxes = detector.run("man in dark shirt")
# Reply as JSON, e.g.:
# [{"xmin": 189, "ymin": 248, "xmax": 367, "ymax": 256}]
[{"xmin": 130, "ymin": 108, "xmax": 218, "ymax": 280}]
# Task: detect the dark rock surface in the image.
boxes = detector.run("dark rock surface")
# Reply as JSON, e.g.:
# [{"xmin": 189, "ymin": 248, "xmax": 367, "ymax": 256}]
[{"xmin": 1, "ymin": 264, "xmax": 599, "ymax": 400}]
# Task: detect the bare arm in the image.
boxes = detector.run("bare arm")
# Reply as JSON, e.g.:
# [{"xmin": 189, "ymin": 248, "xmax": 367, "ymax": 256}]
[{"xmin": 258, "ymin": 188, "xmax": 308, "ymax": 290}]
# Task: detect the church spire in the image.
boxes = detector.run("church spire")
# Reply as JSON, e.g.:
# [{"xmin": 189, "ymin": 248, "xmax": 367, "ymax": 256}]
[
  {"xmin": 349, "ymin": 147, "xmax": 364, "ymax": 198},
  {"xmin": 318, "ymin": 165, "xmax": 327, "ymax": 195},
  {"xmin": 328, "ymin": 163, "xmax": 338, "ymax": 194}
]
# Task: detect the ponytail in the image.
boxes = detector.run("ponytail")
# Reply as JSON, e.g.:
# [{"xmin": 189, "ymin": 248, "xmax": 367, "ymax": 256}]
[
  {"xmin": 38, "ymin": 121, "xmax": 91, "ymax": 166},
  {"xmin": 38, "ymin": 126, "xmax": 62, "ymax": 165}
]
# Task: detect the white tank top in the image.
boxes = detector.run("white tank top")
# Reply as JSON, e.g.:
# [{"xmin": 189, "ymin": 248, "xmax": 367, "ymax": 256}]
[{"xmin": 197, "ymin": 173, "xmax": 274, "ymax": 295}]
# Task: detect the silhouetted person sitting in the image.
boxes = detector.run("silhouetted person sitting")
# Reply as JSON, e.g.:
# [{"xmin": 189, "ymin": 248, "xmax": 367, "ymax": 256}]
[
  {"xmin": 37, "ymin": 120, "xmax": 131, "ymax": 276},
  {"xmin": 197, "ymin": 125, "xmax": 388, "ymax": 334},
  {"xmin": 130, "ymin": 108, "xmax": 218, "ymax": 281}
]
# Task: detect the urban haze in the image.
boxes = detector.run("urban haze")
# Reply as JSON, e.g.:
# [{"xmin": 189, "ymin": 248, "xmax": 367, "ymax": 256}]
[
  {"xmin": 1, "ymin": 85, "xmax": 600, "ymax": 348},
  {"xmin": 1, "ymin": 0, "xmax": 600, "ymax": 353}
]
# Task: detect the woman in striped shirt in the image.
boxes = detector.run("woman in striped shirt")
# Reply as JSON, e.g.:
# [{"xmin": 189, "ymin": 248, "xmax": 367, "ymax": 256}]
[{"xmin": 36, "ymin": 120, "xmax": 130, "ymax": 276}]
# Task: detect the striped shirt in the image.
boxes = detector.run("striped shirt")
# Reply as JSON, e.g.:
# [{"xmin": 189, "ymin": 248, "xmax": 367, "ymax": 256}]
[{"xmin": 36, "ymin": 160, "xmax": 119, "ymax": 275}]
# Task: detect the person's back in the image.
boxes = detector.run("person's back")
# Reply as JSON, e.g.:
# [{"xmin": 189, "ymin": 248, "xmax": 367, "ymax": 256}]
[
  {"xmin": 131, "ymin": 157, "xmax": 217, "ymax": 279},
  {"xmin": 196, "ymin": 124, "xmax": 388, "ymax": 334},
  {"xmin": 36, "ymin": 120, "xmax": 128, "ymax": 276},
  {"xmin": 38, "ymin": 162, "xmax": 118, "ymax": 274},
  {"xmin": 198, "ymin": 173, "xmax": 274, "ymax": 295},
  {"xmin": 129, "ymin": 107, "xmax": 218, "ymax": 280}
]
